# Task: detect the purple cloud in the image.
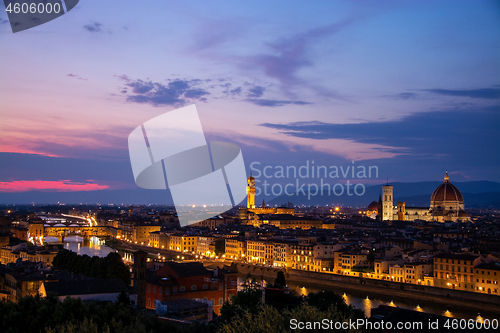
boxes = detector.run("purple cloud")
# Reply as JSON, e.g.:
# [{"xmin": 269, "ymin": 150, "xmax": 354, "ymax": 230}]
[
  {"xmin": 245, "ymin": 17, "xmax": 356, "ymax": 88},
  {"xmin": 84, "ymin": 22, "xmax": 103, "ymax": 33},
  {"xmin": 248, "ymin": 99, "xmax": 312, "ymax": 107},
  {"xmin": 120, "ymin": 77, "xmax": 210, "ymax": 107},
  {"xmin": 66, "ymin": 74, "xmax": 88, "ymax": 81}
]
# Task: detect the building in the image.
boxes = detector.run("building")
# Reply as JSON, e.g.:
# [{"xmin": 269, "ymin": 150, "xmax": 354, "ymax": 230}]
[
  {"xmin": 433, "ymin": 253, "xmax": 480, "ymax": 291},
  {"xmin": 167, "ymin": 234, "xmax": 197, "ymax": 253},
  {"xmin": 366, "ymin": 172, "xmax": 469, "ymax": 222},
  {"xmin": 132, "ymin": 250, "xmax": 148, "ymax": 308},
  {"xmin": 197, "ymin": 235, "xmax": 215, "ymax": 257},
  {"xmin": 260, "ymin": 214, "xmax": 322, "ymax": 230},
  {"xmin": 133, "ymin": 224, "xmax": 161, "ymax": 245},
  {"xmin": 403, "ymin": 262, "xmax": 433, "ymax": 285},
  {"xmin": 169, "ymin": 233, "xmax": 184, "ymax": 251},
  {"xmin": 149, "ymin": 231, "xmax": 161, "ymax": 248},
  {"xmin": 273, "ymin": 241, "xmax": 292, "ymax": 268},
  {"xmin": 39, "ymin": 278, "xmax": 136, "ymax": 304},
  {"xmin": 145, "ymin": 262, "xmax": 237, "ymax": 314},
  {"xmin": 382, "ymin": 185, "xmax": 394, "ymax": 221},
  {"xmin": 4, "ymin": 263, "xmax": 58, "ymax": 301},
  {"xmin": 28, "ymin": 223, "xmax": 44, "ymax": 242},
  {"xmin": 430, "ymin": 172, "xmax": 469, "ymax": 222},
  {"xmin": 334, "ymin": 249, "xmax": 370, "ymax": 275},
  {"xmin": 247, "ymin": 240, "xmax": 273, "ymax": 265},
  {"xmin": 474, "ymin": 263, "xmax": 500, "ymax": 295},
  {"xmin": 191, "ymin": 216, "xmax": 230, "ymax": 230},
  {"xmin": 246, "ymin": 174, "xmax": 256, "ymax": 208},
  {"xmin": 225, "ymin": 237, "xmax": 246, "ymax": 260},
  {"xmin": 239, "ymin": 175, "xmax": 295, "ymax": 219}
]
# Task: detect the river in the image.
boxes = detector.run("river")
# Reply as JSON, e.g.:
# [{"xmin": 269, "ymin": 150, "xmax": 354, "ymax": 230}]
[
  {"xmin": 261, "ymin": 277, "xmax": 499, "ymax": 321},
  {"xmin": 63, "ymin": 236, "xmax": 116, "ymax": 257}
]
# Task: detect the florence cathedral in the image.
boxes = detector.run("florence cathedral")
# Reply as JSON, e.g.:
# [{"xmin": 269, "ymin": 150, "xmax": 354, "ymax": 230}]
[{"xmin": 367, "ymin": 171, "xmax": 469, "ymax": 222}]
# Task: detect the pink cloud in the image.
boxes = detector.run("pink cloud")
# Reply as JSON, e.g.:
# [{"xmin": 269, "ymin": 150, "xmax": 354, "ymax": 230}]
[{"xmin": 0, "ymin": 180, "xmax": 110, "ymax": 192}]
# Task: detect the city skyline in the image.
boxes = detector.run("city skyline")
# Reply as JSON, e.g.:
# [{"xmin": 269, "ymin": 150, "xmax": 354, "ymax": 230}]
[{"xmin": 0, "ymin": 0, "xmax": 499, "ymax": 204}]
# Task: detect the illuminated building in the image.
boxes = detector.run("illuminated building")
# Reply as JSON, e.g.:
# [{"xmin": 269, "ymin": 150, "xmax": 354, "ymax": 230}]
[
  {"xmin": 474, "ymin": 263, "xmax": 500, "ymax": 295},
  {"xmin": 169, "ymin": 233, "xmax": 184, "ymax": 251},
  {"xmin": 273, "ymin": 241, "xmax": 291, "ymax": 267},
  {"xmin": 149, "ymin": 231, "xmax": 160, "ymax": 248},
  {"xmin": 239, "ymin": 175, "xmax": 295, "ymax": 219},
  {"xmin": 224, "ymin": 237, "xmax": 246, "ymax": 260},
  {"xmin": 433, "ymin": 253, "xmax": 480, "ymax": 291},
  {"xmin": 403, "ymin": 262, "xmax": 433, "ymax": 285},
  {"xmin": 334, "ymin": 249, "xmax": 369, "ymax": 275},
  {"xmin": 366, "ymin": 171, "xmax": 469, "ymax": 222},
  {"xmin": 382, "ymin": 185, "xmax": 394, "ymax": 221},
  {"xmin": 28, "ymin": 223, "xmax": 44, "ymax": 242},
  {"xmin": 132, "ymin": 224, "xmax": 161, "ymax": 245},
  {"xmin": 246, "ymin": 174, "xmax": 256, "ymax": 208},
  {"xmin": 247, "ymin": 240, "xmax": 273, "ymax": 265},
  {"xmin": 389, "ymin": 264, "xmax": 405, "ymax": 282},
  {"xmin": 197, "ymin": 236, "xmax": 215, "ymax": 256},
  {"xmin": 430, "ymin": 171, "xmax": 469, "ymax": 222}
]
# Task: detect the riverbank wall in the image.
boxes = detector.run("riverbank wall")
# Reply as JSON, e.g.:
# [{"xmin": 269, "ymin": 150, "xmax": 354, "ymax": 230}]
[{"xmin": 225, "ymin": 263, "xmax": 500, "ymax": 314}]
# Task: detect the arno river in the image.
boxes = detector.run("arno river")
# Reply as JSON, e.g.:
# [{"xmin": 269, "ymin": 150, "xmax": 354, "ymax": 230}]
[
  {"xmin": 62, "ymin": 238, "xmax": 498, "ymax": 322},
  {"xmin": 62, "ymin": 236, "xmax": 115, "ymax": 257},
  {"xmin": 275, "ymin": 278, "xmax": 500, "ymax": 321}
]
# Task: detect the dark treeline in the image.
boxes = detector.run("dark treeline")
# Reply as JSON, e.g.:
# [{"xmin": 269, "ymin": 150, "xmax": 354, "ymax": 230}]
[
  {"xmin": 0, "ymin": 294, "xmax": 199, "ymax": 333},
  {"xmin": 0, "ymin": 268, "xmax": 369, "ymax": 332},
  {"xmin": 52, "ymin": 249, "xmax": 131, "ymax": 285}
]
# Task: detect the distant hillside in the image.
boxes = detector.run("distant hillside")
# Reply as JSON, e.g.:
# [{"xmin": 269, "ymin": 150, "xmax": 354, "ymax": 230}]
[
  {"xmin": 1, "ymin": 181, "xmax": 499, "ymax": 208},
  {"xmin": 267, "ymin": 181, "xmax": 500, "ymax": 208}
]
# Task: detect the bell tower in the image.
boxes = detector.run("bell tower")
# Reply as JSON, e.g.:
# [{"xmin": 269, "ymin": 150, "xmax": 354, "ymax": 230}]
[
  {"xmin": 382, "ymin": 185, "xmax": 394, "ymax": 220},
  {"xmin": 246, "ymin": 174, "xmax": 256, "ymax": 209}
]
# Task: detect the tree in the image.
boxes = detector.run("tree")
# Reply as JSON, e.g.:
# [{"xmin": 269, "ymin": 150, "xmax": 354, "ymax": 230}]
[
  {"xmin": 0, "ymin": 294, "xmax": 192, "ymax": 333},
  {"xmin": 274, "ymin": 271, "xmax": 286, "ymax": 288},
  {"xmin": 217, "ymin": 303, "xmax": 366, "ymax": 333},
  {"xmin": 214, "ymin": 239, "xmax": 225, "ymax": 255},
  {"xmin": 116, "ymin": 291, "xmax": 130, "ymax": 306}
]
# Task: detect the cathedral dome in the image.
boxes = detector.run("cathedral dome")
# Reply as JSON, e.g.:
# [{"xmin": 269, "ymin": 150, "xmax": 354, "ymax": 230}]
[
  {"xmin": 367, "ymin": 201, "xmax": 378, "ymax": 211},
  {"xmin": 430, "ymin": 171, "xmax": 464, "ymax": 203}
]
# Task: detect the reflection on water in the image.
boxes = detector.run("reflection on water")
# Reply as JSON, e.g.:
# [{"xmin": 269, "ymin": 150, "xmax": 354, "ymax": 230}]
[
  {"xmin": 122, "ymin": 252, "xmax": 134, "ymax": 263},
  {"xmin": 362, "ymin": 297, "xmax": 372, "ymax": 318},
  {"xmin": 64, "ymin": 236, "xmax": 115, "ymax": 257},
  {"xmin": 279, "ymin": 279, "xmax": 497, "ymax": 320}
]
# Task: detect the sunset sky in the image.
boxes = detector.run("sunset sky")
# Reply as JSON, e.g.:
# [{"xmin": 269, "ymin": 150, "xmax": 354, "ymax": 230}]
[{"xmin": 0, "ymin": 0, "xmax": 499, "ymax": 203}]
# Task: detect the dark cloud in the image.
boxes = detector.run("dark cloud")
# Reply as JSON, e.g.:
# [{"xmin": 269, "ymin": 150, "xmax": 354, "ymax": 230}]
[
  {"xmin": 0, "ymin": 18, "xmax": 8, "ymax": 25},
  {"xmin": 125, "ymin": 79, "xmax": 154, "ymax": 94},
  {"xmin": 422, "ymin": 88, "xmax": 500, "ymax": 99},
  {"xmin": 66, "ymin": 74, "xmax": 87, "ymax": 81},
  {"xmin": 386, "ymin": 92, "xmax": 418, "ymax": 100},
  {"xmin": 229, "ymin": 87, "xmax": 242, "ymax": 95},
  {"xmin": 220, "ymin": 83, "xmax": 242, "ymax": 96},
  {"xmin": 121, "ymin": 77, "xmax": 210, "ymax": 107},
  {"xmin": 84, "ymin": 22, "xmax": 103, "ymax": 33},
  {"xmin": 261, "ymin": 105, "xmax": 500, "ymax": 165},
  {"xmin": 247, "ymin": 86, "xmax": 265, "ymax": 98},
  {"xmin": 248, "ymin": 99, "xmax": 312, "ymax": 107}
]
